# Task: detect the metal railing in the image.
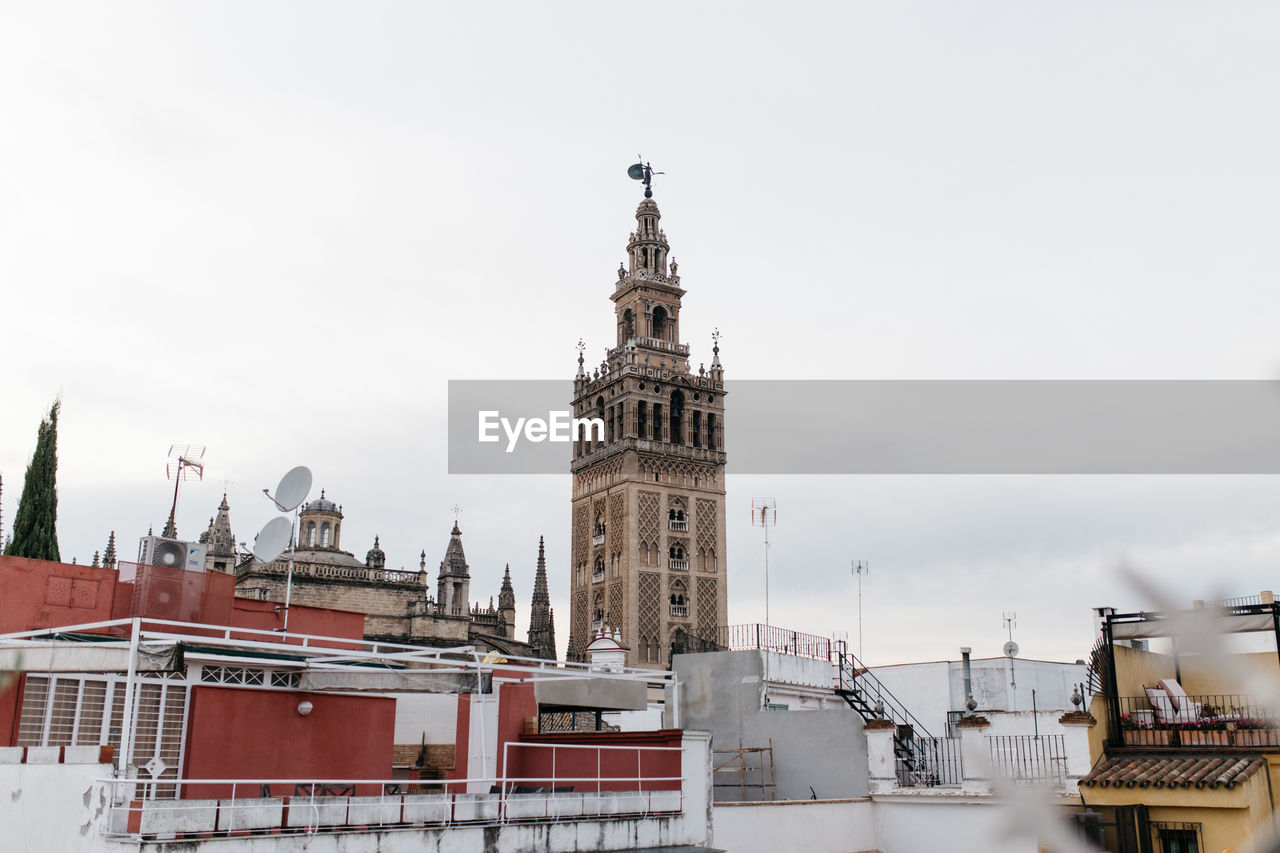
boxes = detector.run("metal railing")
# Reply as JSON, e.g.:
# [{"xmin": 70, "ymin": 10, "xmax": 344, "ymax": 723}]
[
  {"xmin": 986, "ymin": 735, "xmax": 1067, "ymax": 784},
  {"xmin": 1114, "ymin": 694, "xmax": 1278, "ymax": 747},
  {"xmin": 102, "ymin": 742, "xmax": 685, "ymax": 839},
  {"xmin": 897, "ymin": 736, "xmax": 963, "ymax": 787},
  {"xmin": 709, "ymin": 624, "xmax": 835, "ymax": 661}
]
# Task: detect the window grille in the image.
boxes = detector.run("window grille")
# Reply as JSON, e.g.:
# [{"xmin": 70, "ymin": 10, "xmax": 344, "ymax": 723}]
[{"xmin": 17, "ymin": 673, "xmax": 188, "ymax": 798}]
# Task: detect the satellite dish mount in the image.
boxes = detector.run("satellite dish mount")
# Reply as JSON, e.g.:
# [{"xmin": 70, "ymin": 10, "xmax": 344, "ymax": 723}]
[{"xmin": 627, "ymin": 158, "xmax": 664, "ymax": 198}]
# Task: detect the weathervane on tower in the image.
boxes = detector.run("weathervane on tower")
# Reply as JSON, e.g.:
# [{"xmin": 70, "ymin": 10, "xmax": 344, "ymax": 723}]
[{"xmin": 627, "ymin": 158, "xmax": 663, "ymax": 198}]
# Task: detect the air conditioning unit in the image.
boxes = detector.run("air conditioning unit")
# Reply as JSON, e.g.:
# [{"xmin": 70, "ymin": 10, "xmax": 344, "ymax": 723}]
[{"xmin": 137, "ymin": 536, "xmax": 207, "ymax": 572}]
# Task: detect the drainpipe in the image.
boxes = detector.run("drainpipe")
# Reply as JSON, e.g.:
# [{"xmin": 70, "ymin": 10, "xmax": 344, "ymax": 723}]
[{"xmin": 960, "ymin": 647, "xmax": 973, "ymax": 714}]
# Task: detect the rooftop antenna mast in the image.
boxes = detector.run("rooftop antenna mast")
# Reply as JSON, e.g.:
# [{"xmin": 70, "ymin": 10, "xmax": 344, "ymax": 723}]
[
  {"xmin": 1003, "ymin": 611, "xmax": 1020, "ymax": 700},
  {"xmin": 163, "ymin": 445, "xmax": 205, "ymax": 538},
  {"xmin": 853, "ymin": 560, "xmax": 869, "ymax": 661},
  {"xmin": 258, "ymin": 466, "xmax": 313, "ymax": 633},
  {"xmin": 751, "ymin": 499, "xmax": 777, "ymax": 628}
]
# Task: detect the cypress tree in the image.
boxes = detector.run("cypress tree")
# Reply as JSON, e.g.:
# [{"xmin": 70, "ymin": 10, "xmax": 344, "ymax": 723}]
[{"xmin": 8, "ymin": 400, "xmax": 61, "ymax": 562}]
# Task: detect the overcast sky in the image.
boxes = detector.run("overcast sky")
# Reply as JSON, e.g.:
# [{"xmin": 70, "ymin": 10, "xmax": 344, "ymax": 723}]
[{"xmin": 3, "ymin": 2, "xmax": 1280, "ymax": 665}]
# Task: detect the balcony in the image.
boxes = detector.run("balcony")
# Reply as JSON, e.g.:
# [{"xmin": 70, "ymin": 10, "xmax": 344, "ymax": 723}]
[
  {"xmin": 669, "ymin": 605, "xmax": 688, "ymax": 618},
  {"xmin": 592, "ymin": 570, "xmax": 606, "ymax": 583},
  {"xmin": 1114, "ymin": 694, "xmax": 1278, "ymax": 748},
  {"xmin": 591, "ymin": 533, "xmax": 606, "ymax": 547},
  {"xmin": 668, "ymin": 559, "xmax": 688, "ymax": 572},
  {"xmin": 668, "ymin": 520, "xmax": 688, "ymax": 532}
]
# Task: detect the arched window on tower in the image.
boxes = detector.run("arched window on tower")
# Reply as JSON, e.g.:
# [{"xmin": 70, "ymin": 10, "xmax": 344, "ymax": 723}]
[
  {"xmin": 707, "ymin": 413, "xmax": 717, "ymax": 450},
  {"xmin": 692, "ymin": 411, "xmax": 702, "ymax": 448},
  {"xmin": 670, "ymin": 391, "xmax": 684, "ymax": 444},
  {"xmin": 592, "ymin": 593, "xmax": 605, "ymax": 630},
  {"xmin": 669, "ymin": 580, "xmax": 688, "ymax": 617},
  {"xmin": 306, "ymin": 522, "xmax": 316, "ymax": 547},
  {"xmin": 320, "ymin": 522, "xmax": 331, "ymax": 547},
  {"xmin": 651, "ymin": 306, "xmax": 667, "ymax": 341}
]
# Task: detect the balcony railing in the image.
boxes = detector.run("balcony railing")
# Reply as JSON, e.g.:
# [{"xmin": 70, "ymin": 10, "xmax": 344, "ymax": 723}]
[
  {"xmin": 1114, "ymin": 694, "xmax": 1278, "ymax": 748},
  {"xmin": 669, "ymin": 605, "xmax": 688, "ymax": 618},
  {"xmin": 897, "ymin": 736, "xmax": 963, "ymax": 787},
  {"xmin": 987, "ymin": 735, "xmax": 1067, "ymax": 784},
  {"xmin": 668, "ymin": 520, "xmax": 688, "ymax": 532},
  {"xmin": 592, "ymin": 570, "xmax": 606, "ymax": 583},
  {"xmin": 668, "ymin": 559, "xmax": 688, "ymax": 571},
  {"xmin": 592, "ymin": 533, "xmax": 606, "ymax": 547}
]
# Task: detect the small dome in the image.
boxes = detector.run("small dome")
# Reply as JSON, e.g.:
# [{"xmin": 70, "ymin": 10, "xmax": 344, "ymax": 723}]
[{"xmin": 304, "ymin": 488, "xmax": 338, "ymax": 513}]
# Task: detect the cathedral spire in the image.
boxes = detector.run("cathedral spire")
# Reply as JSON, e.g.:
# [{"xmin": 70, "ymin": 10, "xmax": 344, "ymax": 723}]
[
  {"xmin": 527, "ymin": 535, "xmax": 557, "ymax": 661},
  {"xmin": 102, "ymin": 531, "xmax": 117, "ymax": 570}
]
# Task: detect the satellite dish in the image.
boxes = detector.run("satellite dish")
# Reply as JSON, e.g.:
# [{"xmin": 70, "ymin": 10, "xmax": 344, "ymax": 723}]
[
  {"xmin": 252, "ymin": 516, "xmax": 293, "ymax": 563},
  {"xmin": 273, "ymin": 466, "xmax": 313, "ymax": 512},
  {"xmin": 1003, "ymin": 640, "xmax": 1020, "ymax": 659},
  {"xmin": 627, "ymin": 163, "xmax": 645, "ymax": 181}
]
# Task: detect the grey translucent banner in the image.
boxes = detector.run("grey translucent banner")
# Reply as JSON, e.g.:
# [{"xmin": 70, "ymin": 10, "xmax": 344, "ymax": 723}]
[{"xmin": 448, "ymin": 380, "xmax": 1280, "ymax": 475}]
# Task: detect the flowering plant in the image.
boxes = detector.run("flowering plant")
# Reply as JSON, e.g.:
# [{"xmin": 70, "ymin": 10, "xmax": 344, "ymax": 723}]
[
  {"xmin": 1120, "ymin": 713, "xmax": 1154, "ymax": 731},
  {"xmin": 1178, "ymin": 717, "xmax": 1227, "ymax": 731},
  {"xmin": 1232, "ymin": 717, "xmax": 1278, "ymax": 731}
]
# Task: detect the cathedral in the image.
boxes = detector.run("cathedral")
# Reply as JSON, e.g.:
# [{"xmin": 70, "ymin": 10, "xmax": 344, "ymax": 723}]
[
  {"xmin": 566, "ymin": 187, "xmax": 728, "ymax": 668},
  {"xmin": 200, "ymin": 494, "xmax": 556, "ymax": 658}
]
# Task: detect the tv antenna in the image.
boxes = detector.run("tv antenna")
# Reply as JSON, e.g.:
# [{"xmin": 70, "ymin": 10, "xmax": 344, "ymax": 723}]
[
  {"xmin": 163, "ymin": 444, "xmax": 205, "ymax": 538},
  {"xmin": 258, "ymin": 466, "xmax": 313, "ymax": 633},
  {"xmin": 626, "ymin": 158, "xmax": 664, "ymax": 198},
  {"xmin": 751, "ymin": 499, "xmax": 777, "ymax": 628},
  {"xmin": 1003, "ymin": 611, "xmax": 1019, "ymax": 696},
  {"xmin": 853, "ymin": 560, "xmax": 869, "ymax": 662}
]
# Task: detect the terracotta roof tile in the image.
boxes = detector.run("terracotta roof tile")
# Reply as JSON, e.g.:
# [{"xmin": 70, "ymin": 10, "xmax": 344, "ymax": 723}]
[{"xmin": 1081, "ymin": 755, "xmax": 1265, "ymax": 790}]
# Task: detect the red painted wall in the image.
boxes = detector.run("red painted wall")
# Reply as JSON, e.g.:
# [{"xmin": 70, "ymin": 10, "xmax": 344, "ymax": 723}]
[
  {"xmin": 0, "ymin": 556, "xmax": 121, "ymax": 633},
  {"xmin": 0, "ymin": 674, "xmax": 22, "ymax": 746},
  {"xmin": 511, "ymin": 729, "xmax": 684, "ymax": 792},
  {"xmin": 182, "ymin": 686, "xmax": 395, "ymax": 799},
  {"xmin": 230, "ymin": 599, "xmax": 365, "ymax": 646}
]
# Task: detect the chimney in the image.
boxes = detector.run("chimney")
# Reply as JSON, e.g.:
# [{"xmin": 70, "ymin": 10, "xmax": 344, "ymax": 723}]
[{"xmin": 960, "ymin": 647, "xmax": 973, "ymax": 711}]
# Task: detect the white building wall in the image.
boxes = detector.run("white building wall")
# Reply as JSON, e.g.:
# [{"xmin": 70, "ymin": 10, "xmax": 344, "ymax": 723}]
[
  {"xmin": 714, "ymin": 795, "xmax": 1050, "ymax": 853},
  {"xmin": 869, "ymin": 658, "xmax": 1086, "ymax": 734},
  {"xmin": 0, "ymin": 760, "xmax": 116, "ymax": 853}
]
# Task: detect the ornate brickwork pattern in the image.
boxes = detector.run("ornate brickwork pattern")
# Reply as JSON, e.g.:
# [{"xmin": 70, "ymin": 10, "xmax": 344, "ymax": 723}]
[
  {"xmin": 638, "ymin": 491, "xmax": 660, "ymax": 544},
  {"xmin": 608, "ymin": 492, "xmax": 625, "ymax": 549},
  {"xmin": 697, "ymin": 578, "xmax": 717, "ymax": 634},
  {"xmin": 607, "ymin": 580, "xmax": 624, "ymax": 628},
  {"xmin": 638, "ymin": 572, "xmax": 661, "ymax": 645},
  {"xmin": 571, "ymin": 589, "xmax": 588, "ymax": 655},
  {"xmin": 695, "ymin": 498, "xmax": 717, "ymax": 551},
  {"xmin": 572, "ymin": 503, "xmax": 589, "ymax": 564}
]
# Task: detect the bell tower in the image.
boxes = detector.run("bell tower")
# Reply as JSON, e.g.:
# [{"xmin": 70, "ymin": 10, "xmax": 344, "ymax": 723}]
[{"xmin": 568, "ymin": 181, "xmax": 727, "ymax": 668}]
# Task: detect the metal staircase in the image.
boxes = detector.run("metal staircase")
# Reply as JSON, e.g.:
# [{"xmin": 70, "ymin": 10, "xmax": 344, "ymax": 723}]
[{"xmin": 834, "ymin": 650, "xmax": 945, "ymax": 786}]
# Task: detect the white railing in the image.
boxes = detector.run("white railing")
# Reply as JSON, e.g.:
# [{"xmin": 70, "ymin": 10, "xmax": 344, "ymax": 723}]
[
  {"xmin": 101, "ymin": 742, "xmax": 685, "ymax": 839},
  {"xmin": 0, "ymin": 616, "xmax": 676, "ymax": 682},
  {"xmin": 668, "ymin": 520, "xmax": 688, "ymax": 532},
  {"xmin": 670, "ymin": 605, "xmax": 688, "ymax": 618},
  {"xmin": 668, "ymin": 559, "xmax": 688, "ymax": 571},
  {"xmin": 592, "ymin": 570, "xmax": 606, "ymax": 583},
  {"xmin": 592, "ymin": 533, "xmax": 606, "ymax": 546}
]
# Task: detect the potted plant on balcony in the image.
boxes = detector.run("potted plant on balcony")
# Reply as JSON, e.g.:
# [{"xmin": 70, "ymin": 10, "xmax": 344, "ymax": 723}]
[
  {"xmin": 1231, "ymin": 717, "xmax": 1280, "ymax": 748},
  {"xmin": 1120, "ymin": 713, "xmax": 1170, "ymax": 746},
  {"xmin": 1178, "ymin": 717, "xmax": 1230, "ymax": 746}
]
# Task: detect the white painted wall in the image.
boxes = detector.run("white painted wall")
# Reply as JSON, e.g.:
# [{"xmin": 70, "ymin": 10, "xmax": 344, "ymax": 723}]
[
  {"xmin": 0, "ymin": 761, "xmax": 116, "ymax": 853},
  {"xmin": 713, "ymin": 799, "xmax": 877, "ymax": 853},
  {"xmin": 873, "ymin": 795, "xmax": 1043, "ymax": 853},
  {"xmin": 868, "ymin": 658, "xmax": 1086, "ymax": 734},
  {"xmin": 465, "ymin": 693, "xmax": 499, "ymax": 793},
  {"xmin": 714, "ymin": 794, "xmax": 1051, "ymax": 853}
]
